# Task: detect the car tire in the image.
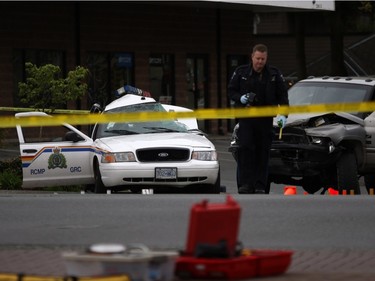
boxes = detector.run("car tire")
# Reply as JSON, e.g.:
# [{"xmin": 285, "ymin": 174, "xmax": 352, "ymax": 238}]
[
  {"xmin": 364, "ymin": 174, "xmax": 375, "ymax": 194},
  {"xmin": 94, "ymin": 161, "xmax": 106, "ymax": 194},
  {"xmin": 265, "ymin": 180, "xmax": 271, "ymax": 194},
  {"xmin": 336, "ymin": 150, "xmax": 360, "ymax": 194},
  {"xmin": 205, "ymin": 170, "xmax": 221, "ymax": 194}
]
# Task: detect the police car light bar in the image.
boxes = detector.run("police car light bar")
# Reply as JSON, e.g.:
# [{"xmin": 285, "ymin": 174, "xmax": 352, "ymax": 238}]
[{"xmin": 115, "ymin": 85, "xmax": 152, "ymax": 98}]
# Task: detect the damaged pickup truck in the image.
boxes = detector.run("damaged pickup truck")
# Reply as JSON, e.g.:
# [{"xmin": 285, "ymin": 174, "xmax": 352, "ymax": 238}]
[{"xmin": 230, "ymin": 76, "xmax": 375, "ymax": 194}]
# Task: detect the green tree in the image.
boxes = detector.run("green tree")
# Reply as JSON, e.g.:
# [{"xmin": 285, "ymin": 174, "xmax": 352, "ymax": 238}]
[{"xmin": 18, "ymin": 62, "xmax": 89, "ymax": 112}]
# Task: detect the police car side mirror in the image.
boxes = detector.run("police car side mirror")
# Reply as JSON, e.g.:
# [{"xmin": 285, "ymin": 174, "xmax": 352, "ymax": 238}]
[
  {"xmin": 90, "ymin": 103, "xmax": 103, "ymax": 113},
  {"xmin": 65, "ymin": 131, "xmax": 84, "ymax": 142}
]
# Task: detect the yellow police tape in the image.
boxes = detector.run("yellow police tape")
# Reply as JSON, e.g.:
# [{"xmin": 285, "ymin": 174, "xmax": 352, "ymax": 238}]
[
  {"xmin": 1, "ymin": 101, "xmax": 375, "ymax": 128},
  {"xmin": 0, "ymin": 274, "xmax": 130, "ymax": 281}
]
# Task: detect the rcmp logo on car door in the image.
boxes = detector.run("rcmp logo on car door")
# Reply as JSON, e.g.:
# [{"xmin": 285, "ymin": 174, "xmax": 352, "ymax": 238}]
[{"xmin": 48, "ymin": 147, "xmax": 67, "ymax": 169}]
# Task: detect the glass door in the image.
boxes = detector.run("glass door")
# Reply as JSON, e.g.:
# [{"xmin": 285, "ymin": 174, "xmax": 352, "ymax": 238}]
[
  {"xmin": 186, "ymin": 55, "xmax": 208, "ymax": 130},
  {"xmin": 149, "ymin": 54, "xmax": 175, "ymax": 104}
]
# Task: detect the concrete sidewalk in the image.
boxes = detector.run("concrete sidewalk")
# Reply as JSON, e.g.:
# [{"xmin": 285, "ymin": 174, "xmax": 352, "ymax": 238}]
[{"xmin": 0, "ymin": 248, "xmax": 374, "ymax": 280}]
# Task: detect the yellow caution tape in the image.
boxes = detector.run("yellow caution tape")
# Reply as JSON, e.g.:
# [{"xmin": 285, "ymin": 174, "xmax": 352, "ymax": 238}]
[
  {"xmin": 0, "ymin": 274, "xmax": 130, "ymax": 281},
  {"xmin": 1, "ymin": 101, "xmax": 375, "ymax": 128}
]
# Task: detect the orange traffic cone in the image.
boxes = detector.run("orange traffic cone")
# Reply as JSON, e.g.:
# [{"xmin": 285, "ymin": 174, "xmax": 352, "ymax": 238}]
[
  {"xmin": 328, "ymin": 188, "xmax": 339, "ymax": 195},
  {"xmin": 284, "ymin": 186, "xmax": 297, "ymax": 195}
]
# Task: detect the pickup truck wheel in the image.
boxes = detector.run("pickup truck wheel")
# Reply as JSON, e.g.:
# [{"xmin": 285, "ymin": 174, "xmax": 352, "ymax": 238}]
[
  {"xmin": 364, "ymin": 174, "xmax": 375, "ymax": 194},
  {"xmin": 94, "ymin": 162, "xmax": 106, "ymax": 194},
  {"xmin": 336, "ymin": 150, "xmax": 360, "ymax": 194}
]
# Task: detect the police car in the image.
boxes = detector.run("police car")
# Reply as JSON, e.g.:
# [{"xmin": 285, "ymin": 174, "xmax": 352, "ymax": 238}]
[{"xmin": 15, "ymin": 86, "xmax": 220, "ymax": 193}]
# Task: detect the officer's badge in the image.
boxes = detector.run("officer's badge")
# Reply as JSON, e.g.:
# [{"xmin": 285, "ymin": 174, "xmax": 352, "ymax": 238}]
[{"xmin": 48, "ymin": 147, "xmax": 67, "ymax": 169}]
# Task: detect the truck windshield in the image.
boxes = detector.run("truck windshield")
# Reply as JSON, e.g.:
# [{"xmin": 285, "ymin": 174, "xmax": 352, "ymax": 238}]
[{"xmin": 289, "ymin": 82, "xmax": 372, "ymax": 106}]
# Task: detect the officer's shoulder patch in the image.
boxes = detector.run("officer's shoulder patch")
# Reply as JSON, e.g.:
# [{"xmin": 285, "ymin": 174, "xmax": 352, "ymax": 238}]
[{"xmin": 269, "ymin": 65, "xmax": 285, "ymax": 81}]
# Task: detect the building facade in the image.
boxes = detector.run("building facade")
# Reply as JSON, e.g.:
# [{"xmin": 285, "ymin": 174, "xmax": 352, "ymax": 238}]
[{"xmin": 0, "ymin": 2, "xmax": 371, "ymax": 137}]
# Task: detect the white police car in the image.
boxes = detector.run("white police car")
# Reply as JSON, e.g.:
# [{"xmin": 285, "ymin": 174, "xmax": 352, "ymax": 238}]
[{"xmin": 15, "ymin": 87, "xmax": 220, "ymax": 193}]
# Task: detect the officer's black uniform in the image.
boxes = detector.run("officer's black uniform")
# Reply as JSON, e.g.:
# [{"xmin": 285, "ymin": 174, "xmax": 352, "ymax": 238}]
[{"xmin": 228, "ymin": 63, "xmax": 289, "ymax": 194}]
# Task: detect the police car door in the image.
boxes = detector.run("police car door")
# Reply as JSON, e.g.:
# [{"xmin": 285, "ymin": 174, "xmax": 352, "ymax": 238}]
[{"xmin": 16, "ymin": 112, "xmax": 94, "ymax": 189}]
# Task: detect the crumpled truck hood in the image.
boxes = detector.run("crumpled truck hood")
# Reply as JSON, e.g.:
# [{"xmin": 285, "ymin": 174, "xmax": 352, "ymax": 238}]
[
  {"xmin": 281, "ymin": 112, "xmax": 364, "ymax": 127},
  {"xmin": 275, "ymin": 112, "xmax": 365, "ymax": 145}
]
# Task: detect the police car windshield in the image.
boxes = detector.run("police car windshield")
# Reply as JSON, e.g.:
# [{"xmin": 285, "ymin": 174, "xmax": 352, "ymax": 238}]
[
  {"xmin": 108, "ymin": 102, "xmax": 166, "ymax": 113},
  {"xmin": 289, "ymin": 82, "xmax": 372, "ymax": 106},
  {"xmin": 95, "ymin": 102, "xmax": 189, "ymax": 138}
]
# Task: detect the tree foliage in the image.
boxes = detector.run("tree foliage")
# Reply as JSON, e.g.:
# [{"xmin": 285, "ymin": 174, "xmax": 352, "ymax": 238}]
[{"xmin": 18, "ymin": 62, "xmax": 89, "ymax": 112}]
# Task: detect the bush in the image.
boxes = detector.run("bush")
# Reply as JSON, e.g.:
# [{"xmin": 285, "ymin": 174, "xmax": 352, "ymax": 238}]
[
  {"xmin": 0, "ymin": 169, "xmax": 22, "ymax": 190},
  {"xmin": 0, "ymin": 157, "xmax": 22, "ymax": 190}
]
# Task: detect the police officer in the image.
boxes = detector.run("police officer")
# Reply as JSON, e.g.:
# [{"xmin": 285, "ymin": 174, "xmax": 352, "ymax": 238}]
[{"xmin": 228, "ymin": 44, "xmax": 289, "ymax": 194}]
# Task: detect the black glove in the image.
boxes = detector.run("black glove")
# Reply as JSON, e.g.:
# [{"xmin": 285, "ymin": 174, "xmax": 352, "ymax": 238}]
[{"xmin": 245, "ymin": 92, "xmax": 257, "ymax": 105}]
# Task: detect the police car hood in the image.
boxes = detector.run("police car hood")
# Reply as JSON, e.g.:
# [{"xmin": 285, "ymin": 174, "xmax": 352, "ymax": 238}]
[{"xmin": 96, "ymin": 132, "xmax": 215, "ymax": 151}]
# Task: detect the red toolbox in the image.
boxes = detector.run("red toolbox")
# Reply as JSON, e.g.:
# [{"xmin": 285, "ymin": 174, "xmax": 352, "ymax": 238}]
[
  {"xmin": 175, "ymin": 250, "xmax": 293, "ymax": 280},
  {"xmin": 185, "ymin": 195, "xmax": 241, "ymax": 257},
  {"xmin": 251, "ymin": 249, "xmax": 293, "ymax": 277},
  {"xmin": 177, "ymin": 196, "xmax": 293, "ymax": 280},
  {"xmin": 175, "ymin": 255, "xmax": 258, "ymax": 280}
]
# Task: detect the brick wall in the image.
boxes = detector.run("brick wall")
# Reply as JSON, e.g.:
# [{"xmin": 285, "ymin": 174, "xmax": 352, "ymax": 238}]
[{"xmin": 0, "ymin": 2, "xmax": 371, "ymax": 136}]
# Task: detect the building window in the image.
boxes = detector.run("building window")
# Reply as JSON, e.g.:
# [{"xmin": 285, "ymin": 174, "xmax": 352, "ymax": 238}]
[
  {"xmin": 86, "ymin": 52, "xmax": 134, "ymax": 108},
  {"xmin": 149, "ymin": 54, "xmax": 175, "ymax": 104},
  {"xmin": 13, "ymin": 49, "xmax": 65, "ymax": 106}
]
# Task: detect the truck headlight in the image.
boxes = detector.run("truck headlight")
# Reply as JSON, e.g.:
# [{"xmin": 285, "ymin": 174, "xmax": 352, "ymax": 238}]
[
  {"xmin": 311, "ymin": 137, "xmax": 323, "ymax": 144},
  {"xmin": 101, "ymin": 152, "xmax": 136, "ymax": 163},
  {"xmin": 310, "ymin": 137, "xmax": 335, "ymax": 153},
  {"xmin": 192, "ymin": 151, "xmax": 217, "ymax": 161}
]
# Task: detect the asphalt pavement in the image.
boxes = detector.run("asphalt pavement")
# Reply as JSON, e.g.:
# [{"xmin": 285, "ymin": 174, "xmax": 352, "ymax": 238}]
[
  {"xmin": 1, "ymin": 137, "xmax": 375, "ymax": 280},
  {"xmin": 1, "ymin": 190, "xmax": 375, "ymax": 281}
]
